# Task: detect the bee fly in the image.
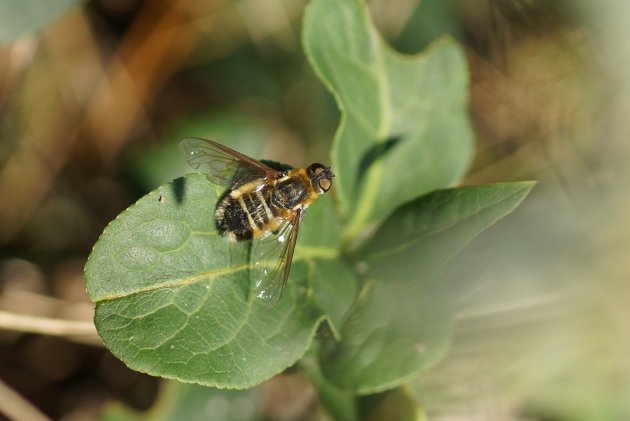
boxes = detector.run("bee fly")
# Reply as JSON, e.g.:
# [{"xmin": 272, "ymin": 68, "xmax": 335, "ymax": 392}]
[{"xmin": 180, "ymin": 138, "xmax": 334, "ymax": 305}]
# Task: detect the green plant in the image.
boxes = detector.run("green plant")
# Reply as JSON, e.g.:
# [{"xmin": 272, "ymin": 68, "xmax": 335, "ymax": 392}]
[{"xmin": 85, "ymin": 0, "xmax": 532, "ymax": 418}]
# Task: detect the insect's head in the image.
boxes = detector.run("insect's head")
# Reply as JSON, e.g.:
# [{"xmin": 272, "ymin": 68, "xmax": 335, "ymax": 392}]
[{"xmin": 307, "ymin": 163, "xmax": 335, "ymax": 194}]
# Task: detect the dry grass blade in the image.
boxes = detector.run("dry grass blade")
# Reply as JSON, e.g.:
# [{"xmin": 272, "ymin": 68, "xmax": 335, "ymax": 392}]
[{"xmin": 0, "ymin": 310, "xmax": 101, "ymax": 346}]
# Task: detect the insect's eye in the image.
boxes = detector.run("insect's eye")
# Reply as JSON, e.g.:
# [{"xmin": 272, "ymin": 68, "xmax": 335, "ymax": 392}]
[
  {"xmin": 308, "ymin": 163, "xmax": 334, "ymax": 193},
  {"xmin": 318, "ymin": 178, "xmax": 332, "ymax": 192},
  {"xmin": 308, "ymin": 163, "xmax": 326, "ymax": 175}
]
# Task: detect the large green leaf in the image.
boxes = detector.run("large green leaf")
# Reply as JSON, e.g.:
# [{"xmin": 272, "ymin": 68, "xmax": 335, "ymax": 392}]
[
  {"xmin": 303, "ymin": 0, "xmax": 473, "ymax": 245},
  {"xmin": 85, "ymin": 173, "xmax": 355, "ymax": 388},
  {"xmin": 320, "ymin": 182, "xmax": 534, "ymax": 393},
  {"xmin": 0, "ymin": 0, "xmax": 85, "ymax": 44},
  {"xmin": 320, "ymin": 277, "xmax": 454, "ymax": 394}
]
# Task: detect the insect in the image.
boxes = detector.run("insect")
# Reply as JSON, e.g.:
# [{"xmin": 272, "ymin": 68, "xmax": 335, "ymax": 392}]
[{"xmin": 179, "ymin": 138, "xmax": 334, "ymax": 305}]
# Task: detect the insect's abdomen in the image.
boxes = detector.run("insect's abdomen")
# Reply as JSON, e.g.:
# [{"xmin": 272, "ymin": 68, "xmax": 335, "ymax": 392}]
[{"xmin": 215, "ymin": 184, "xmax": 282, "ymax": 242}]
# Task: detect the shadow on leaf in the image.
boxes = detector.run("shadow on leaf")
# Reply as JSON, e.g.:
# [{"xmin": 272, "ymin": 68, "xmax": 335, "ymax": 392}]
[
  {"xmin": 356, "ymin": 136, "xmax": 401, "ymax": 184},
  {"xmin": 171, "ymin": 177, "xmax": 187, "ymax": 204}
]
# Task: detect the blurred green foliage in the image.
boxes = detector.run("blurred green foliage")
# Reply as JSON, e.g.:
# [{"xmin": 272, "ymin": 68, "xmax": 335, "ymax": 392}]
[
  {"xmin": 101, "ymin": 381, "xmax": 261, "ymax": 421},
  {"xmin": 128, "ymin": 113, "xmax": 268, "ymax": 190}
]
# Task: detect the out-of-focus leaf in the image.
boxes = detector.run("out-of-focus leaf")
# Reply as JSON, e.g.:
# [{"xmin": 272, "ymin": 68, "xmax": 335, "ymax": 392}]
[
  {"xmin": 361, "ymin": 182, "xmax": 536, "ymax": 281},
  {"xmin": 100, "ymin": 380, "xmax": 261, "ymax": 421},
  {"xmin": 303, "ymin": 0, "xmax": 473, "ymax": 245},
  {"xmin": 392, "ymin": 0, "xmax": 463, "ymax": 54},
  {"xmin": 297, "ymin": 197, "xmax": 359, "ymax": 338},
  {"xmin": 129, "ymin": 113, "xmax": 267, "ymax": 190},
  {"xmin": 301, "ymin": 346, "xmax": 359, "ymax": 421},
  {"xmin": 320, "ymin": 182, "xmax": 534, "ymax": 393},
  {"xmin": 296, "ymin": 192, "xmax": 342, "ymax": 254},
  {"xmin": 309, "ymin": 258, "xmax": 358, "ymax": 339},
  {"xmin": 320, "ymin": 277, "xmax": 454, "ymax": 394},
  {"xmin": 85, "ymin": 174, "xmax": 327, "ymax": 388},
  {"xmin": 360, "ymin": 387, "xmax": 427, "ymax": 421},
  {"xmin": 0, "ymin": 0, "xmax": 85, "ymax": 44}
]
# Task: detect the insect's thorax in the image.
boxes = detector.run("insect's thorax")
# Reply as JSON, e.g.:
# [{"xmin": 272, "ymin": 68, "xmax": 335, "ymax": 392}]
[
  {"xmin": 269, "ymin": 177, "xmax": 306, "ymax": 209},
  {"xmin": 215, "ymin": 169, "xmax": 318, "ymax": 242}
]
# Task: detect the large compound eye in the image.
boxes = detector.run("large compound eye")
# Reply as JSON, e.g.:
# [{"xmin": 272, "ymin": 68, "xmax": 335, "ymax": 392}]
[
  {"xmin": 308, "ymin": 163, "xmax": 333, "ymax": 193},
  {"xmin": 318, "ymin": 177, "xmax": 332, "ymax": 192}
]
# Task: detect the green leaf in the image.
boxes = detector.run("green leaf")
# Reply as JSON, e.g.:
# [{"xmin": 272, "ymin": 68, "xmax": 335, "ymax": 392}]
[
  {"xmin": 309, "ymin": 258, "xmax": 359, "ymax": 339},
  {"xmin": 85, "ymin": 174, "xmax": 328, "ymax": 389},
  {"xmin": 361, "ymin": 182, "xmax": 536, "ymax": 281},
  {"xmin": 301, "ymin": 345, "xmax": 359, "ymax": 421},
  {"xmin": 304, "ymin": 338, "xmax": 427, "ymax": 421},
  {"xmin": 320, "ymin": 182, "xmax": 535, "ymax": 393},
  {"xmin": 295, "ymin": 190, "xmax": 342, "ymax": 255},
  {"xmin": 101, "ymin": 380, "xmax": 261, "ymax": 421},
  {"xmin": 296, "ymin": 196, "xmax": 359, "ymax": 338},
  {"xmin": 303, "ymin": 0, "xmax": 473, "ymax": 245},
  {"xmin": 128, "ymin": 113, "xmax": 268, "ymax": 191},
  {"xmin": 320, "ymin": 278, "xmax": 454, "ymax": 394},
  {"xmin": 392, "ymin": 0, "xmax": 463, "ymax": 54},
  {"xmin": 0, "ymin": 0, "xmax": 85, "ymax": 44}
]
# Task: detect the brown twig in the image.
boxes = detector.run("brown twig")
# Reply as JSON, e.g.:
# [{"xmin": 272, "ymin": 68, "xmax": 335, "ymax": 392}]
[{"xmin": 0, "ymin": 310, "xmax": 101, "ymax": 346}]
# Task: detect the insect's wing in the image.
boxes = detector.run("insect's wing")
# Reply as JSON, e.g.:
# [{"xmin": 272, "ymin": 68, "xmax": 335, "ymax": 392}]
[
  {"xmin": 252, "ymin": 209, "xmax": 303, "ymax": 306},
  {"xmin": 179, "ymin": 137, "xmax": 279, "ymax": 188}
]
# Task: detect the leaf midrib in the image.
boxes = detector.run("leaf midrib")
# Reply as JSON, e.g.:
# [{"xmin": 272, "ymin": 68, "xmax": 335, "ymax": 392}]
[
  {"xmin": 94, "ymin": 246, "xmax": 340, "ymax": 302},
  {"xmin": 93, "ymin": 264, "xmax": 250, "ymax": 302}
]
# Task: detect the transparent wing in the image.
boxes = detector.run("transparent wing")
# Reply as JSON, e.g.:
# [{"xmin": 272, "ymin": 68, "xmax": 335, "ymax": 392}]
[
  {"xmin": 179, "ymin": 137, "xmax": 278, "ymax": 188},
  {"xmin": 252, "ymin": 208, "xmax": 303, "ymax": 306}
]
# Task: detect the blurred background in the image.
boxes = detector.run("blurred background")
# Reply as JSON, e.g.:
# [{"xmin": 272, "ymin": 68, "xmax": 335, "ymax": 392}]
[{"xmin": 1, "ymin": 0, "xmax": 629, "ymax": 419}]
